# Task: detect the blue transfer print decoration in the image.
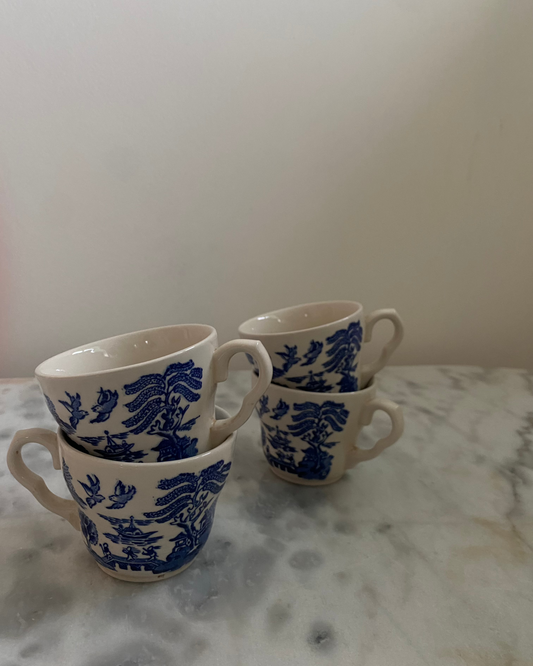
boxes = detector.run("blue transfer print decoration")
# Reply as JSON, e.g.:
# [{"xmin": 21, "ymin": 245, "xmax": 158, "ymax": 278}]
[
  {"xmin": 79, "ymin": 510, "xmax": 99, "ymax": 546},
  {"xmin": 85, "ymin": 461, "xmax": 231, "ymax": 576},
  {"xmin": 122, "ymin": 360, "xmax": 203, "ymax": 461},
  {"xmin": 290, "ymin": 370, "xmax": 333, "ymax": 392},
  {"xmin": 301, "ymin": 340, "xmax": 323, "ymax": 366},
  {"xmin": 261, "ymin": 400, "xmax": 349, "ymax": 480},
  {"xmin": 79, "ymin": 474, "xmax": 105, "ymax": 508},
  {"xmin": 99, "ymin": 515, "xmax": 162, "ymax": 546},
  {"xmin": 272, "ymin": 345, "xmax": 301, "ymax": 379},
  {"xmin": 323, "ymin": 321, "xmax": 363, "ymax": 392},
  {"xmin": 58, "ymin": 392, "xmax": 89, "ymax": 429},
  {"xmin": 45, "ymin": 395, "xmax": 75, "ymax": 435},
  {"xmin": 288, "ymin": 401, "xmax": 348, "ymax": 480},
  {"xmin": 271, "ymin": 399, "xmax": 290, "ymax": 421},
  {"xmin": 106, "ymin": 480, "xmax": 137, "ymax": 509},
  {"xmin": 79, "ymin": 431, "xmax": 148, "ymax": 463},
  {"xmin": 62, "ymin": 460, "xmax": 86, "ymax": 508},
  {"xmin": 257, "ymin": 395, "xmax": 270, "ymax": 417},
  {"xmin": 90, "ymin": 388, "xmax": 119, "ymax": 423}
]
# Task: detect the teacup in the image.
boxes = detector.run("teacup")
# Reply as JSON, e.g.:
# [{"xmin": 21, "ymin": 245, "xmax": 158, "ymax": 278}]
[
  {"xmin": 36, "ymin": 324, "xmax": 272, "ymax": 462},
  {"xmin": 239, "ymin": 301, "xmax": 403, "ymax": 393},
  {"xmin": 256, "ymin": 380, "xmax": 403, "ymax": 485},
  {"xmin": 7, "ymin": 407, "xmax": 235, "ymax": 582}
]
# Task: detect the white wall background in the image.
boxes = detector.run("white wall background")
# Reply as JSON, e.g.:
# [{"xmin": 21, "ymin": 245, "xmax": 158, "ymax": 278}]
[{"xmin": 1, "ymin": 0, "xmax": 532, "ymax": 377}]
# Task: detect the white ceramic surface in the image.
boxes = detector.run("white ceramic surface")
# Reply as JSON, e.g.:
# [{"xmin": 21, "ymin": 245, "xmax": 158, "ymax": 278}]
[
  {"xmin": 35, "ymin": 324, "xmax": 272, "ymax": 462},
  {"xmin": 257, "ymin": 379, "xmax": 404, "ymax": 485},
  {"xmin": 239, "ymin": 301, "xmax": 403, "ymax": 393},
  {"xmin": 7, "ymin": 407, "xmax": 235, "ymax": 583}
]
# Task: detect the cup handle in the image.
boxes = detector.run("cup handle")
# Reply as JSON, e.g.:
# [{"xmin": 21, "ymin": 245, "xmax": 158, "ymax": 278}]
[
  {"xmin": 210, "ymin": 339, "xmax": 273, "ymax": 447},
  {"xmin": 360, "ymin": 309, "xmax": 404, "ymax": 387},
  {"xmin": 347, "ymin": 398, "xmax": 404, "ymax": 468},
  {"xmin": 7, "ymin": 428, "xmax": 81, "ymax": 530}
]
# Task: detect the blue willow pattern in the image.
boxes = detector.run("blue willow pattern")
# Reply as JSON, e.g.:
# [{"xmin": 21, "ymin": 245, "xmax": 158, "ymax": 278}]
[
  {"xmin": 248, "ymin": 322, "xmax": 364, "ymax": 392},
  {"xmin": 76, "ymin": 461, "xmax": 231, "ymax": 576},
  {"xmin": 260, "ymin": 400, "xmax": 349, "ymax": 480},
  {"xmin": 45, "ymin": 359, "xmax": 204, "ymax": 462}
]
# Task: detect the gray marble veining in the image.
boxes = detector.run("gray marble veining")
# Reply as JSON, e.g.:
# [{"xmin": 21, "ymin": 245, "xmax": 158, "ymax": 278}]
[{"xmin": 0, "ymin": 367, "xmax": 532, "ymax": 665}]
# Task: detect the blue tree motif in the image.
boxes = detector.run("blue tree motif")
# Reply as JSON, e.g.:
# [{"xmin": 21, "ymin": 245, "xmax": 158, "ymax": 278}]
[
  {"xmin": 271, "ymin": 399, "xmax": 290, "ymax": 420},
  {"xmin": 323, "ymin": 322, "xmax": 363, "ymax": 392},
  {"xmin": 90, "ymin": 388, "xmax": 119, "ymax": 423},
  {"xmin": 272, "ymin": 345, "xmax": 301, "ymax": 379},
  {"xmin": 58, "ymin": 392, "xmax": 89, "ymax": 429},
  {"xmin": 257, "ymin": 395, "xmax": 270, "ymax": 417},
  {"xmin": 122, "ymin": 360, "xmax": 203, "ymax": 461},
  {"xmin": 79, "ymin": 474, "xmax": 105, "ymax": 508},
  {"xmin": 62, "ymin": 460, "xmax": 86, "ymax": 508},
  {"xmin": 106, "ymin": 481, "xmax": 137, "ymax": 509},
  {"xmin": 79, "ymin": 510, "xmax": 99, "ymax": 546},
  {"xmin": 261, "ymin": 423, "xmax": 297, "ymax": 471},
  {"xmin": 143, "ymin": 461, "xmax": 231, "ymax": 557},
  {"xmin": 301, "ymin": 340, "xmax": 323, "ymax": 366},
  {"xmin": 289, "ymin": 370, "xmax": 333, "ymax": 392},
  {"xmin": 99, "ymin": 514, "xmax": 162, "ymax": 546},
  {"xmin": 80, "ymin": 431, "xmax": 147, "ymax": 462},
  {"xmin": 288, "ymin": 401, "xmax": 349, "ymax": 480}
]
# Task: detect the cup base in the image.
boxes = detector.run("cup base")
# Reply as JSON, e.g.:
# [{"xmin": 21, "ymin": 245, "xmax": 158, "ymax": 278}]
[
  {"xmin": 268, "ymin": 465, "xmax": 344, "ymax": 487},
  {"xmin": 96, "ymin": 557, "xmax": 196, "ymax": 583}
]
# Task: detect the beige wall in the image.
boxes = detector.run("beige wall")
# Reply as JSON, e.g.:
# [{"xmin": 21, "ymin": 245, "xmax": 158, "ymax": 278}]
[{"xmin": 1, "ymin": 0, "xmax": 532, "ymax": 377}]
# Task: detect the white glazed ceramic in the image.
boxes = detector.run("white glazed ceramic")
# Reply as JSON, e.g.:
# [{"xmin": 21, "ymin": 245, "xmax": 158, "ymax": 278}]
[
  {"xmin": 239, "ymin": 301, "xmax": 403, "ymax": 393},
  {"xmin": 256, "ymin": 380, "xmax": 403, "ymax": 486},
  {"xmin": 35, "ymin": 325, "xmax": 272, "ymax": 463},
  {"xmin": 7, "ymin": 407, "xmax": 235, "ymax": 582}
]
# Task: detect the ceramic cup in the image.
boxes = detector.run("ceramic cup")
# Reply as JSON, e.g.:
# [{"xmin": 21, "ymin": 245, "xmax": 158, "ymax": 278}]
[
  {"xmin": 239, "ymin": 301, "xmax": 403, "ymax": 393},
  {"xmin": 7, "ymin": 406, "xmax": 235, "ymax": 582},
  {"xmin": 256, "ymin": 380, "xmax": 403, "ymax": 486},
  {"xmin": 36, "ymin": 324, "xmax": 272, "ymax": 462}
]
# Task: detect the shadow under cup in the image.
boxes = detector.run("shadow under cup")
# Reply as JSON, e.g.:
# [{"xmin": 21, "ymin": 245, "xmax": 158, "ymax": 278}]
[{"xmin": 7, "ymin": 407, "xmax": 235, "ymax": 583}]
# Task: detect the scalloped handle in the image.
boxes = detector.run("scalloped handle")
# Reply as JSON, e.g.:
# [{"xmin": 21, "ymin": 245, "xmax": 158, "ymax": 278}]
[
  {"xmin": 347, "ymin": 398, "xmax": 404, "ymax": 468},
  {"xmin": 360, "ymin": 309, "xmax": 404, "ymax": 387},
  {"xmin": 209, "ymin": 339, "xmax": 273, "ymax": 447},
  {"xmin": 7, "ymin": 428, "xmax": 80, "ymax": 530}
]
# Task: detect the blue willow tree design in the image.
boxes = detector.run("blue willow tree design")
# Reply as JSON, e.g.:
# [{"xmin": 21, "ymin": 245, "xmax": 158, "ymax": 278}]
[
  {"xmin": 261, "ymin": 423, "xmax": 297, "ymax": 471},
  {"xmin": 143, "ymin": 460, "xmax": 231, "ymax": 557},
  {"xmin": 323, "ymin": 322, "xmax": 363, "ymax": 392},
  {"xmin": 288, "ymin": 401, "xmax": 349, "ymax": 480},
  {"xmin": 122, "ymin": 360, "xmax": 203, "ymax": 461}
]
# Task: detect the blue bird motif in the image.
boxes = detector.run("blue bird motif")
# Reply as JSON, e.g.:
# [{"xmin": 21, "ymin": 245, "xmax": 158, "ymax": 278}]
[
  {"xmin": 90, "ymin": 388, "xmax": 119, "ymax": 423},
  {"xmin": 272, "ymin": 345, "xmax": 301, "ymax": 379},
  {"xmin": 301, "ymin": 340, "xmax": 323, "ymax": 366},
  {"xmin": 106, "ymin": 480, "xmax": 137, "ymax": 510},
  {"xmin": 58, "ymin": 392, "xmax": 89, "ymax": 429},
  {"xmin": 257, "ymin": 395, "xmax": 270, "ymax": 417},
  {"xmin": 271, "ymin": 399, "xmax": 290, "ymax": 420},
  {"xmin": 79, "ymin": 474, "xmax": 105, "ymax": 508}
]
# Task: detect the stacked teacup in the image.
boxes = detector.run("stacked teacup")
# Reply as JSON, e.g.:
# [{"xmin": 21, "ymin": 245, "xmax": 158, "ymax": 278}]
[
  {"xmin": 239, "ymin": 301, "xmax": 405, "ymax": 486},
  {"xmin": 7, "ymin": 325, "xmax": 273, "ymax": 582}
]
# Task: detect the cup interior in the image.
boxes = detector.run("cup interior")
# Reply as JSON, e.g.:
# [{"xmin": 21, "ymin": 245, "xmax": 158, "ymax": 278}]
[
  {"xmin": 239, "ymin": 301, "xmax": 361, "ymax": 336},
  {"xmin": 36, "ymin": 324, "xmax": 215, "ymax": 378}
]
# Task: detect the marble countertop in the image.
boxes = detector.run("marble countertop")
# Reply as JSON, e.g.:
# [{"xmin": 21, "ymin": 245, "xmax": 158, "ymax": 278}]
[{"xmin": 1, "ymin": 367, "xmax": 532, "ymax": 666}]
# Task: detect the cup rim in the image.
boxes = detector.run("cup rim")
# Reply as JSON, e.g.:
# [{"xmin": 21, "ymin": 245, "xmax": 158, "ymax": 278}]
[
  {"xmin": 58, "ymin": 405, "xmax": 234, "ymax": 468},
  {"xmin": 238, "ymin": 300, "xmax": 363, "ymax": 337},
  {"xmin": 263, "ymin": 377, "xmax": 376, "ymax": 400},
  {"xmin": 35, "ymin": 324, "xmax": 217, "ymax": 380}
]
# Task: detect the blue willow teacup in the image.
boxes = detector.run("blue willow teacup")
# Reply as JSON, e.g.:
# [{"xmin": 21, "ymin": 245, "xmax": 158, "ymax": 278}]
[
  {"xmin": 7, "ymin": 407, "xmax": 235, "ymax": 582},
  {"xmin": 35, "ymin": 324, "xmax": 272, "ymax": 462},
  {"xmin": 239, "ymin": 301, "xmax": 403, "ymax": 393},
  {"xmin": 256, "ymin": 380, "xmax": 403, "ymax": 486}
]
